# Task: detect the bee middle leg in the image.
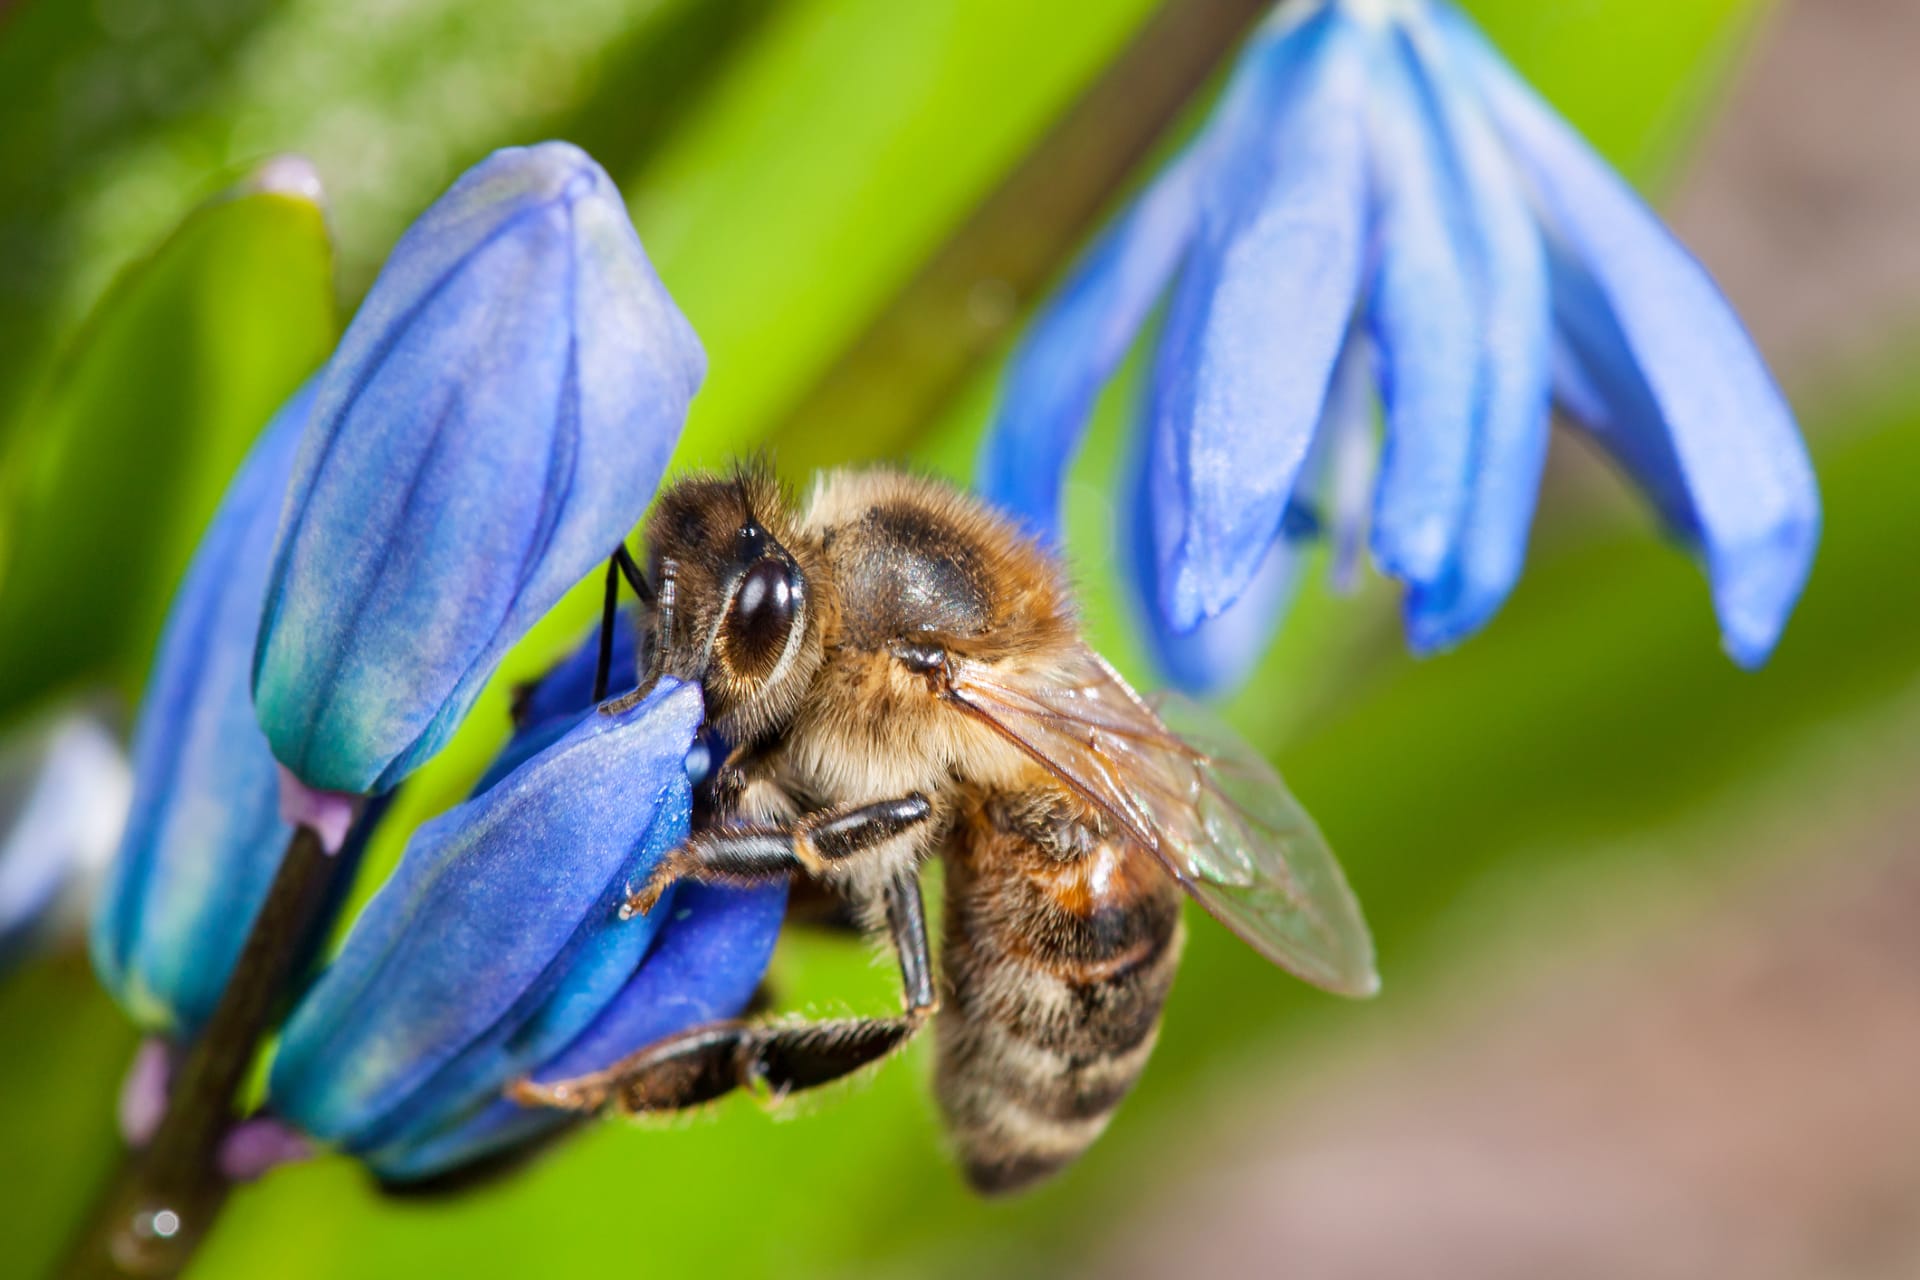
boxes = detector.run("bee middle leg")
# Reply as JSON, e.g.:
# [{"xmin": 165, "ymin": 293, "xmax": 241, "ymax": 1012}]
[
  {"xmin": 621, "ymin": 792, "xmax": 932, "ymax": 918},
  {"xmin": 512, "ymin": 871, "xmax": 936, "ymax": 1114}
]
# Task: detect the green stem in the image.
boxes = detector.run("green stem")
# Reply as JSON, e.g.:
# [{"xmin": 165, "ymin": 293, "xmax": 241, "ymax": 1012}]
[
  {"xmin": 766, "ymin": 0, "xmax": 1272, "ymax": 474},
  {"xmin": 61, "ymin": 826, "xmax": 339, "ymax": 1279}
]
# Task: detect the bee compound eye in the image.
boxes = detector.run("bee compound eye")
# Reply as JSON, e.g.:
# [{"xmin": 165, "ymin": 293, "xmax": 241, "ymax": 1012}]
[{"xmin": 724, "ymin": 558, "xmax": 798, "ymax": 679}]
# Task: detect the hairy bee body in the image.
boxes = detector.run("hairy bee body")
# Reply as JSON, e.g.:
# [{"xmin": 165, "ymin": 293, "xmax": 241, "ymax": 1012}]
[
  {"xmin": 522, "ymin": 461, "xmax": 1374, "ymax": 1194},
  {"xmin": 938, "ymin": 789, "xmax": 1184, "ymax": 1191},
  {"xmin": 648, "ymin": 467, "xmax": 1185, "ymax": 1190}
]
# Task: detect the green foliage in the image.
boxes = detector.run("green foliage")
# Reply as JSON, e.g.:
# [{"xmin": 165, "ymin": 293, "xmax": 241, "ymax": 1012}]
[{"xmin": 0, "ymin": 179, "xmax": 333, "ymax": 722}]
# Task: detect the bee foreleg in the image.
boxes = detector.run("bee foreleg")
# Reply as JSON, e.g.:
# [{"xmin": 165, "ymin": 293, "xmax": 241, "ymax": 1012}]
[
  {"xmin": 621, "ymin": 793, "xmax": 932, "ymax": 918},
  {"xmin": 514, "ymin": 873, "xmax": 937, "ymax": 1115}
]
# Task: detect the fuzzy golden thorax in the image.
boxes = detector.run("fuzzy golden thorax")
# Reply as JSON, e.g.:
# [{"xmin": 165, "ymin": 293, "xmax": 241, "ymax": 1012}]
[{"xmin": 772, "ymin": 468, "xmax": 1083, "ymax": 804}]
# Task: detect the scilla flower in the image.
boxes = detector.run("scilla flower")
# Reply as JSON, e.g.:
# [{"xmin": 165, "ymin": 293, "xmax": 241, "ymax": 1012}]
[
  {"xmin": 97, "ymin": 140, "xmax": 705, "ymax": 1036},
  {"xmin": 980, "ymin": 0, "xmax": 1819, "ymax": 692},
  {"xmin": 270, "ymin": 646, "xmax": 784, "ymax": 1184},
  {"xmin": 89, "ymin": 145, "xmax": 737, "ymax": 1189},
  {"xmin": 91, "ymin": 384, "xmax": 321, "ymax": 1034},
  {"xmin": 254, "ymin": 141, "xmax": 704, "ymax": 798}
]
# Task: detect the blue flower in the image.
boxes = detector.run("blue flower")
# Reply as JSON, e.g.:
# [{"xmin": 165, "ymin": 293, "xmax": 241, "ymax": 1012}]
[
  {"xmin": 330, "ymin": 621, "xmax": 784, "ymax": 1185},
  {"xmin": 83, "ymin": 142, "xmax": 768, "ymax": 1188},
  {"xmin": 367, "ymin": 879, "xmax": 783, "ymax": 1183},
  {"xmin": 268, "ymin": 666, "xmax": 784, "ymax": 1183},
  {"xmin": 253, "ymin": 141, "xmax": 705, "ymax": 796},
  {"xmin": 89, "ymin": 385, "xmax": 333, "ymax": 1035},
  {"xmin": 980, "ymin": 0, "xmax": 1819, "ymax": 690}
]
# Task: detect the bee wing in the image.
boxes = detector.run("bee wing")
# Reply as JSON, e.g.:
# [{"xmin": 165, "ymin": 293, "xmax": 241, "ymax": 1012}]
[{"xmin": 945, "ymin": 649, "xmax": 1378, "ymax": 998}]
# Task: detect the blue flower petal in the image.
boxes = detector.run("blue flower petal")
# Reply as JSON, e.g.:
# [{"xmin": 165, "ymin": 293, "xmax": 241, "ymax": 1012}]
[
  {"xmin": 1148, "ymin": 9, "xmax": 1372, "ymax": 630},
  {"xmin": 1440, "ymin": 8, "xmax": 1819, "ymax": 666},
  {"xmin": 1129, "ymin": 435, "xmax": 1299, "ymax": 697},
  {"xmin": 1130, "ymin": 328, "xmax": 1378, "ymax": 696},
  {"xmin": 364, "ymin": 881, "xmax": 785, "ymax": 1182},
  {"xmin": 254, "ymin": 143, "xmax": 705, "ymax": 794},
  {"xmin": 345, "ymin": 616, "xmax": 784, "ymax": 1178},
  {"xmin": 1316, "ymin": 331, "xmax": 1382, "ymax": 593},
  {"xmin": 91, "ymin": 385, "xmax": 312, "ymax": 1035},
  {"xmin": 978, "ymin": 146, "xmax": 1206, "ymax": 543},
  {"xmin": 1400, "ymin": 22, "xmax": 1552, "ymax": 650},
  {"xmin": 268, "ymin": 679, "xmax": 703, "ymax": 1147},
  {"xmin": 1362, "ymin": 26, "xmax": 1481, "ymax": 589}
]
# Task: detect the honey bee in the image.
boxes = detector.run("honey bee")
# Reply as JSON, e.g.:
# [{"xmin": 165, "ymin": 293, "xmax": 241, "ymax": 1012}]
[{"xmin": 513, "ymin": 464, "xmax": 1376, "ymax": 1193}]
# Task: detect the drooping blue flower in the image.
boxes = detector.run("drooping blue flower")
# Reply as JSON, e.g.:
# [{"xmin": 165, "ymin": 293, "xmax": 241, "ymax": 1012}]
[
  {"xmin": 347, "ymin": 620, "xmax": 780, "ymax": 1182},
  {"xmin": 77, "ymin": 142, "xmax": 768, "ymax": 1193},
  {"xmin": 268, "ymin": 669, "xmax": 786, "ymax": 1182},
  {"xmin": 254, "ymin": 141, "xmax": 705, "ymax": 796},
  {"xmin": 366, "ymin": 878, "xmax": 783, "ymax": 1182},
  {"xmin": 980, "ymin": 0, "xmax": 1819, "ymax": 688},
  {"xmin": 89, "ymin": 384, "xmax": 339, "ymax": 1035}
]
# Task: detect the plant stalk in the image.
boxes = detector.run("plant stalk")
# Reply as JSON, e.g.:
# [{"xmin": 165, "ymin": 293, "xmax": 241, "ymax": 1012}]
[{"xmin": 61, "ymin": 826, "xmax": 339, "ymax": 1279}]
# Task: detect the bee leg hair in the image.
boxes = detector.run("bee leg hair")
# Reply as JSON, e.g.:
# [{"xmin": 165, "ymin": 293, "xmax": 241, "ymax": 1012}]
[{"xmin": 622, "ymin": 792, "xmax": 932, "ymax": 918}]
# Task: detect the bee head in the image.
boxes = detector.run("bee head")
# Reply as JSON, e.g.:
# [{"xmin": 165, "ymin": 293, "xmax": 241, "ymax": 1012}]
[{"xmin": 642, "ymin": 464, "xmax": 823, "ymax": 743}]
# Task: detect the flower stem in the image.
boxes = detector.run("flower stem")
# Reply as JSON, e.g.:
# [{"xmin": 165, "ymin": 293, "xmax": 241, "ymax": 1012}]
[{"xmin": 60, "ymin": 825, "xmax": 339, "ymax": 1279}]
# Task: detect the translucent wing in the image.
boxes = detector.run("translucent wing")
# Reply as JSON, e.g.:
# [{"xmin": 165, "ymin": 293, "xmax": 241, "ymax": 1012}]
[{"xmin": 945, "ymin": 648, "xmax": 1378, "ymax": 997}]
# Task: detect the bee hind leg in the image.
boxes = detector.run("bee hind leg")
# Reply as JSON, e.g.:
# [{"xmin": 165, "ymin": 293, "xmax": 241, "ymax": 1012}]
[{"xmin": 513, "ymin": 871, "xmax": 936, "ymax": 1114}]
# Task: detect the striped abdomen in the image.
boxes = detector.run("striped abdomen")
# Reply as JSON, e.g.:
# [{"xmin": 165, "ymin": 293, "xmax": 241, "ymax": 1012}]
[{"xmin": 935, "ymin": 790, "xmax": 1184, "ymax": 1194}]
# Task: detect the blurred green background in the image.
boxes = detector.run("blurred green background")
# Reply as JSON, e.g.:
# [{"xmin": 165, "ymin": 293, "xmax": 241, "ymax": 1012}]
[{"xmin": 5, "ymin": 0, "xmax": 1918, "ymax": 1276}]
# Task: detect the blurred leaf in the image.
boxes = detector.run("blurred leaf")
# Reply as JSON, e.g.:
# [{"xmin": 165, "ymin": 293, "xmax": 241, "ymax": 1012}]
[
  {"xmin": 0, "ymin": 954, "xmax": 139, "ymax": 1280},
  {"xmin": 0, "ymin": 0, "xmax": 763, "ymax": 444},
  {"xmin": 763, "ymin": 0, "xmax": 1270, "ymax": 473},
  {"xmin": 0, "ymin": 0, "xmax": 289, "ymax": 433},
  {"xmin": 0, "ymin": 175, "xmax": 333, "ymax": 724},
  {"xmin": 628, "ymin": 0, "xmax": 1163, "ymax": 472}
]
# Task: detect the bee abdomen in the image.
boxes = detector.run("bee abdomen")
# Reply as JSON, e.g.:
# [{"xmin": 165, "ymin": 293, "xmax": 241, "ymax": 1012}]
[
  {"xmin": 935, "ymin": 844, "xmax": 1184, "ymax": 1195},
  {"xmin": 935, "ymin": 990, "xmax": 1171, "ymax": 1194}
]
